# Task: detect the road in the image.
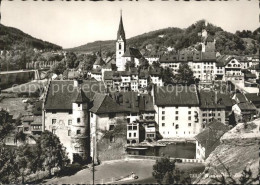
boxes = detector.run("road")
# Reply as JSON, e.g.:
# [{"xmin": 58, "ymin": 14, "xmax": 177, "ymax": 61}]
[{"xmin": 44, "ymin": 159, "xmax": 205, "ymax": 184}]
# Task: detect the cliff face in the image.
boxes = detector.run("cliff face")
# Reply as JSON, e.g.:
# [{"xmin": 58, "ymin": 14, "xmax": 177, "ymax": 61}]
[{"xmin": 194, "ymin": 119, "xmax": 260, "ymax": 184}]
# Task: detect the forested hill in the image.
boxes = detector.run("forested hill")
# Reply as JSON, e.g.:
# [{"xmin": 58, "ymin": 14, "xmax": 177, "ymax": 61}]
[
  {"xmin": 67, "ymin": 20, "xmax": 259, "ymax": 55},
  {"xmin": 0, "ymin": 24, "xmax": 62, "ymax": 50}
]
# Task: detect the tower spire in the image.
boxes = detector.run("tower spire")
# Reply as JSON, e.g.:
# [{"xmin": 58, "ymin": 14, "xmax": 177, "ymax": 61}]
[{"xmin": 117, "ymin": 10, "xmax": 126, "ymax": 41}]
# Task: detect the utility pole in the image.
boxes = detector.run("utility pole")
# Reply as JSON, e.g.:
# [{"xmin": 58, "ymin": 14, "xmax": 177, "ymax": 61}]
[{"xmin": 92, "ymin": 136, "xmax": 95, "ymax": 185}]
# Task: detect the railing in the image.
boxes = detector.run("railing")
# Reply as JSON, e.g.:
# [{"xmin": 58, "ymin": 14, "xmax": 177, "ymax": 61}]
[{"xmin": 126, "ymin": 155, "xmax": 204, "ymax": 163}]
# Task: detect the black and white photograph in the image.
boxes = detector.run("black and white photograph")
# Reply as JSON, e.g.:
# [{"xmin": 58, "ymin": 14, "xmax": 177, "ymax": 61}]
[{"xmin": 0, "ymin": 0, "xmax": 259, "ymax": 184}]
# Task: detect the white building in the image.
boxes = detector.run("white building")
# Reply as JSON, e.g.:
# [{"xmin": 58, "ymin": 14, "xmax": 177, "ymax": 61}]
[
  {"xmin": 153, "ymin": 85, "xmax": 202, "ymax": 138},
  {"xmin": 116, "ymin": 12, "xmax": 126, "ymax": 71}
]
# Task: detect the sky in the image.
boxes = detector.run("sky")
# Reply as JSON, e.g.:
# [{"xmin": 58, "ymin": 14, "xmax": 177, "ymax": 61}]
[{"xmin": 1, "ymin": 0, "xmax": 259, "ymax": 49}]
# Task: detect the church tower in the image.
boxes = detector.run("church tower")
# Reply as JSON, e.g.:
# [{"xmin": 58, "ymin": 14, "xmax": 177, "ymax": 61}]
[{"xmin": 116, "ymin": 10, "xmax": 126, "ymax": 71}]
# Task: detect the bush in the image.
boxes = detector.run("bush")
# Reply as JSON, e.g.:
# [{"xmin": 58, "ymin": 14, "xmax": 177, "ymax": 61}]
[{"xmin": 57, "ymin": 163, "xmax": 83, "ymax": 177}]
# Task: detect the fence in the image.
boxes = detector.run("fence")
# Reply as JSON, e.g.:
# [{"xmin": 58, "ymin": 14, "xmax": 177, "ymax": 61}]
[{"xmin": 126, "ymin": 155, "xmax": 204, "ymax": 163}]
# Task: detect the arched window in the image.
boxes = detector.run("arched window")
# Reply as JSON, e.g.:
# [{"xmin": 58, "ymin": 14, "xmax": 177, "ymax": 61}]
[{"xmin": 119, "ymin": 43, "xmax": 122, "ymax": 50}]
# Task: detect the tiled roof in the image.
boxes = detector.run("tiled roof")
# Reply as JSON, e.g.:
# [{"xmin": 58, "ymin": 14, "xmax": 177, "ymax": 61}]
[
  {"xmin": 201, "ymin": 52, "xmax": 216, "ymax": 61},
  {"xmin": 94, "ymin": 57, "xmax": 105, "ymax": 66},
  {"xmin": 44, "ymin": 80, "xmax": 105, "ymax": 110},
  {"xmin": 159, "ymin": 54, "xmax": 178, "ymax": 63},
  {"xmin": 195, "ymin": 119, "xmax": 229, "ymax": 158},
  {"xmin": 74, "ymin": 88, "xmax": 91, "ymax": 104},
  {"xmin": 110, "ymin": 91, "xmax": 154, "ymax": 113},
  {"xmin": 237, "ymin": 102, "xmax": 257, "ymax": 111},
  {"xmin": 154, "ymin": 85, "xmax": 199, "ymax": 106},
  {"xmin": 104, "ymin": 71, "xmax": 114, "ymax": 80},
  {"xmin": 199, "ymin": 90, "xmax": 230, "ymax": 109},
  {"xmin": 245, "ymin": 93, "xmax": 260, "ymax": 103},
  {"xmin": 90, "ymin": 93, "xmax": 126, "ymax": 114},
  {"xmin": 122, "ymin": 47, "xmax": 143, "ymax": 59},
  {"xmin": 235, "ymin": 93, "xmax": 248, "ymax": 103}
]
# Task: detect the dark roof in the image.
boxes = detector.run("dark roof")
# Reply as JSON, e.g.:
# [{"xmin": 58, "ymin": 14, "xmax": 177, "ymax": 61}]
[
  {"xmin": 235, "ymin": 93, "xmax": 248, "ymax": 103},
  {"xmin": 154, "ymin": 85, "xmax": 199, "ymax": 106},
  {"xmin": 237, "ymin": 102, "xmax": 257, "ymax": 111},
  {"xmin": 44, "ymin": 80, "xmax": 105, "ymax": 110},
  {"xmin": 117, "ymin": 14, "xmax": 126, "ymax": 41},
  {"xmin": 110, "ymin": 91, "xmax": 155, "ymax": 113},
  {"xmin": 90, "ymin": 93, "xmax": 126, "ymax": 114},
  {"xmin": 199, "ymin": 91, "xmax": 230, "ymax": 109},
  {"xmin": 245, "ymin": 93, "xmax": 260, "ymax": 103},
  {"xmin": 33, "ymin": 101, "xmax": 42, "ymax": 115},
  {"xmin": 104, "ymin": 71, "xmax": 114, "ymax": 80},
  {"xmin": 245, "ymin": 73, "xmax": 256, "ymax": 79},
  {"xmin": 139, "ymin": 71, "xmax": 149, "ymax": 79},
  {"xmin": 94, "ymin": 57, "xmax": 105, "ymax": 66},
  {"xmin": 201, "ymin": 52, "xmax": 216, "ymax": 61},
  {"xmin": 195, "ymin": 119, "xmax": 229, "ymax": 158},
  {"xmin": 74, "ymin": 88, "xmax": 91, "ymax": 104},
  {"xmin": 159, "ymin": 54, "xmax": 179, "ymax": 63},
  {"xmin": 122, "ymin": 47, "xmax": 142, "ymax": 59}
]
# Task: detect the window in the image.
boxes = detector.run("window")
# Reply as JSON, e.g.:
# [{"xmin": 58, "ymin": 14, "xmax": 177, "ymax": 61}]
[
  {"xmin": 91, "ymin": 113, "xmax": 93, "ymax": 118},
  {"xmin": 77, "ymin": 118, "xmax": 80, "ymax": 123},
  {"xmin": 69, "ymin": 111, "xmax": 72, "ymax": 114},
  {"xmin": 77, "ymin": 130, "xmax": 81, "ymax": 135},
  {"xmin": 188, "ymin": 116, "xmax": 191, "ymax": 120},
  {"xmin": 133, "ymin": 126, "xmax": 137, "ymax": 130},
  {"xmin": 78, "ymin": 103, "xmax": 81, "ymax": 107},
  {"xmin": 175, "ymin": 116, "xmax": 178, "ymax": 120},
  {"xmin": 134, "ymin": 133, "xmax": 136, "ymax": 137},
  {"xmin": 109, "ymin": 125, "xmax": 115, "ymax": 130},
  {"xmin": 218, "ymin": 113, "xmax": 221, "ymax": 116},
  {"xmin": 52, "ymin": 111, "xmax": 56, "ymax": 114},
  {"xmin": 68, "ymin": 119, "xmax": 72, "ymax": 125},
  {"xmin": 52, "ymin": 119, "xmax": 56, "ymax": 124},
  {"xmin": 128, "ymin": 126, "xmax": 132, "ymax": 130},
  {"xmin": 129, "ymin": 133, "xmax": 132, "ymax": 137},
  {"xmin": 176, "ymin": 106, "xmax": 178, "ymax": 109},
  {"xmin": 119, "ymin": 43, "xmax": 121, "ymax": 50},
  {"xmin": 188, "ymin": 123, "xmax": 191, "ymax": 127},
  {"xmin": 175, "ymin": 111, "xmax": 178, "ymax": 114},
  {"xmin": 188, "ymin": 111, "xmax": 191, "ymax": 114},
  {"xmin": 162, "ymin": 111, "xmax": 165, "ymax": 115},
  {"xmin": 188, "ymin": 106, "xmax": 191, "ymax": 109},
  {"xmin": 172, "ymin": 123, "xmax": 174, "ymax": 126},
  {"xmin": 52, "ymin": 129, "xmax": 56, "ymax": 134},
  {"xmin": 68, "ymin": 130, "xmax": 71, "ymax": 136},
  {"xmin": 162, "ymin": 116, "xmax": 165, "ymax": 120},
  {"xmin": 162, "ymin": 106, "xmax": 165, "ymax": 109},
  {"xmin": 175, "ymin": 124, "xmax": 179, "ymax": 129},
  {"xmin": 162, "ymin": 123, "xmax": 165, "ymax": 127}
]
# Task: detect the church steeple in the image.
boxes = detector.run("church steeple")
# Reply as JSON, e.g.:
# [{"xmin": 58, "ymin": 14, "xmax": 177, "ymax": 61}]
[
  {"xmin": 116, "ymin": 10, "xmax": 127, "ymax": 71},
  {"xmin": 117, "ymin": 9, "xmax": 126, "ymax": 42}
]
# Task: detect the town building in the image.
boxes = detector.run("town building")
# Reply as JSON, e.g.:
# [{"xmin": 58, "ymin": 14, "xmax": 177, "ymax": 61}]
[
  {"xmin": 153, "ymin": 85, "xmax": 201, "ymax": 138},
  {"xmin": 116, "ymin": 11, "xmax": 126, "ymax": 71}
]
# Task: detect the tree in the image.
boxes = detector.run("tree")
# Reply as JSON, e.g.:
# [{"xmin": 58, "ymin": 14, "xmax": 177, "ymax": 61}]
[
  {"xmin": 51, "ymin": 61, "xmax": 66, "ymax": 75},
  {"xmin": 125, "ymin": 60, "xmax": 135, "ymax": 71},
  {"xmin": 152, "ymin": 155, "xmax": 176, "ymax": 184},
  {"xmin": 138, "ymin": 57, "xmax": 149, "ymax": 70},
  {"xmin": 66, "ymin": 52, "xmax": 77, "ymax": 68},
  {"xmin": 37, "ymin": 131, "xmax": 69, "ymax": 176},
  {"xmin": 162, "ymin": 171, "xmax": 174, "ymax": 184},
  {"xmin": 174, "ymin": 63, "xmax": 195, "ymax": 85},
  {"xmin": 161, "ymin": 67, "xmax": 174, "ymax": 85},
  {"xmin": 152, "ymin": 61, "xmax": 161, "ymax": 68}
]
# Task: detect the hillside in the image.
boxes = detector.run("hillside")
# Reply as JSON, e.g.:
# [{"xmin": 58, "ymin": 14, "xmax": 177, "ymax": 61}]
[
  {"xmin": 67, "ymin": 20, "xmax": 259, "ymax": 55},
  {"xmin": 194, "ymin": 119, "xmax": 260, "ymax": 184},
  {"xmin": 0, "ymin": 24, "xmax": 62, "ymax": 50}
]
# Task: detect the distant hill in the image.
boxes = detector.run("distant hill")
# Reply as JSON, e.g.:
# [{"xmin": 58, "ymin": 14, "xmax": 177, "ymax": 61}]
[
  {"xmin": 67, "ymin": 20, "xmax": 259, "ymax": 55},
  {"xmin": 0, "ymin": 24, "xmax": 62, "ymax": 50}
]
